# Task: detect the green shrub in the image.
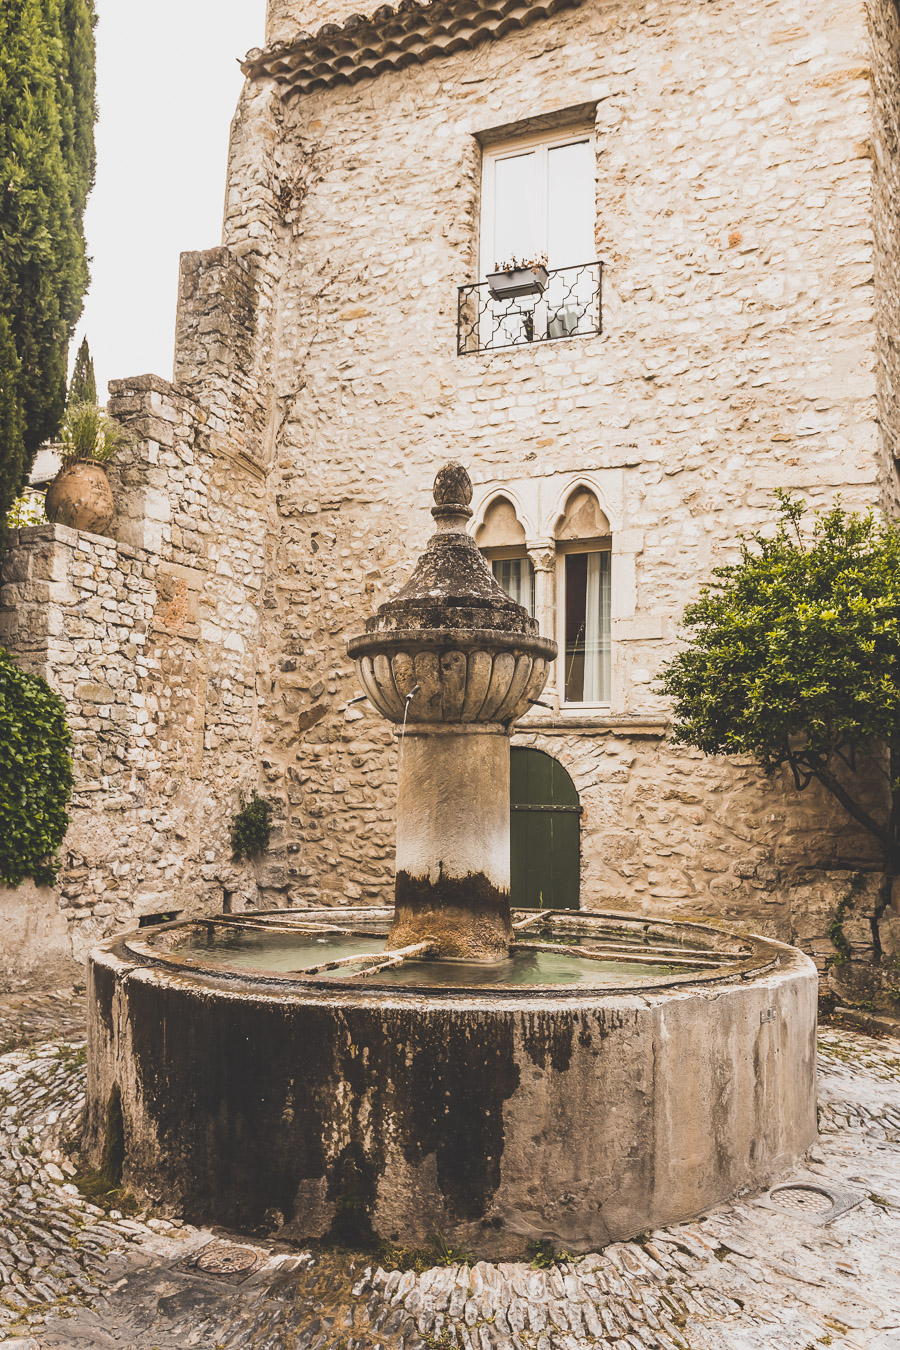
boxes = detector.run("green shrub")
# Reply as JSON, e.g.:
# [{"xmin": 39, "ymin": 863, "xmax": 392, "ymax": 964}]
[
  {"xmin": 5, "ymin": 489, "xmax": 47, "ymax": 529},
  {"xmin": 660, "ymin": 493, "xmax": 900, "ymax": 874},
  {"xmin": 230, "ymin": 792, "xmax": 273, "ymax": 861},
  {"xmin": 0, "ymin": 646, "xmax": 73, "ymax": 886}
]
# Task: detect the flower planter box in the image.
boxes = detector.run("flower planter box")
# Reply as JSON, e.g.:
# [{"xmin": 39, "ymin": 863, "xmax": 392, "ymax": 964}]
[{"xmin": 487, "ymin": 265, "xmax": 549, "ymax": 300}]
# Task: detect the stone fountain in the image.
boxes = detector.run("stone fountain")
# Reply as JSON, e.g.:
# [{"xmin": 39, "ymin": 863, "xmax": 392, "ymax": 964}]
[
  {"xmin": 348, "ymin": 462, "xmax": 556, "ymax": 961},
  {"xmin": 83, "ymin": 464, "xmax": 818, "ymax": 1257}
]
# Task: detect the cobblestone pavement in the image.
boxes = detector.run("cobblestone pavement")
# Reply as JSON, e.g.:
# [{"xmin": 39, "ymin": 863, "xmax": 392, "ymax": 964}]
[
  {"xmin": 1, "ymin": 998, "xmax": 900, "ymax": 1349},
  {"xmin": 0, "ymin": 989, "xmax": 86, "ymax": 1055}
]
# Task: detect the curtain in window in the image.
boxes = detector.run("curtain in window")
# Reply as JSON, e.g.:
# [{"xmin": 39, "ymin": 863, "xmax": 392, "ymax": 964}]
[
  {"xmin": 583, "ymin": 552, "xmax": 611, "ymax": 702},
  {"xmin": 492, "ymin": 557, "xmax": 535, "ymax": 617}
]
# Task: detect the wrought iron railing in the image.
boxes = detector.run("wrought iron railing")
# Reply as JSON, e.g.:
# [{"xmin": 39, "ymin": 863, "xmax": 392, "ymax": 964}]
[{"xmin": 457, "ymin": 261, "xmax": 603, "ymax": 356}]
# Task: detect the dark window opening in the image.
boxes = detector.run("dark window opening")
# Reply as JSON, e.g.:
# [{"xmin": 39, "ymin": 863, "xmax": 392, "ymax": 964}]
[{"xmin": 138, "ymin": 911, "xmax": 180, "ymax": 928}]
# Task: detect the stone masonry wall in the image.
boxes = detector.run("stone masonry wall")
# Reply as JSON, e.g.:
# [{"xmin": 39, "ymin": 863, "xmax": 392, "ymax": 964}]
[
  {"xmin": 221, "ymin": 0, "xmax": 900, "ymax": 976},
  {"xmin": 869, "ymin": 0, "xmax": 900, "ymax": 514},
  {"xmin": 0, "ymin": 366, "xmax": 268, "ymax": 962}
]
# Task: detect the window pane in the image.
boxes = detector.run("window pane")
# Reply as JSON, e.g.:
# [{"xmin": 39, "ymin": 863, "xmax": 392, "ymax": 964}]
[
  {"xmin": 564, "ymin": 551, "xmax": 610, "ymax": 703},
  {"xmin": 492, "ymin": 557, "xmax": 535, "ymax": 617},
  {"xmin": 493, "ymin": 152, "xmax": 538, "ymax": 267},
  {"xmin": 547, "ymin": 140, "xmax": 593, "ymax": 267}
]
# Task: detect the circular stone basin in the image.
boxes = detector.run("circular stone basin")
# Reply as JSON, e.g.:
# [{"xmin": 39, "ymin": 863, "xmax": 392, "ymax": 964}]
[{"xmin": 85, "ymin": 909, "xmax": 817, "ymax": 1257}]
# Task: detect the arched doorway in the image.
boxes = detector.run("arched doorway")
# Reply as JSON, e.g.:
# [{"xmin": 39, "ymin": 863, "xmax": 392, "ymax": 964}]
[{"xmin": 510, "ymin": 748, "xmax": 581, "ymax": 909}]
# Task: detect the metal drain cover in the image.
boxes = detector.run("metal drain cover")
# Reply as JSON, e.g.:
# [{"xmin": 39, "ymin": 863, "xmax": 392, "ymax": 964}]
[
  {"xmin": 184, "ymin": 1240, "xmax": 266, "ymax": 1283},
  {"xmin": 758, "ymin": 1179, "xmax": 863, "ymax": 1227}
]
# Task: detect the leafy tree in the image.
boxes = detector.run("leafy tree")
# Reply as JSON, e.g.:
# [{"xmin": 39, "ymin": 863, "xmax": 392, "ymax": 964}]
[
  {"xmin": 660, "ymin": 493, "xmax": 900, "ymax": 873},
  {"xmin": 67, "ymin": 334, "xmax": 96, "ymax": 407},
  {"xmin": 0, "ymin": 318, "xmax": 25, "ymax": 520},
  {"xmin": 0, "ymin": 0, "xmax": 97, "ymax": 523}
]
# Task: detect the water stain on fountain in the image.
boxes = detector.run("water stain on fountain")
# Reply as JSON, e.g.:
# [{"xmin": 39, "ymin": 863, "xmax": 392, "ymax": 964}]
[{"xmin": 83, "ymin": 463, "xmax": 820, "ymax": 1257}]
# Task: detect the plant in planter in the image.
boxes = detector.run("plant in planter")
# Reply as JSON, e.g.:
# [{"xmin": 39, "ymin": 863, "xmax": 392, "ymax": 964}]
[
  {"xmin": 45, "ymin": 403, "xmax": 129, "ymax": 535},
  {"xmin": 487, "ymin": 253, "xmax": 550, "ymax": 300}
]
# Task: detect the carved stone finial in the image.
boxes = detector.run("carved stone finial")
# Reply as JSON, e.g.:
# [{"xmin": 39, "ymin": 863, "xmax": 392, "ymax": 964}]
[{"xmin": 432, "ymin": 462, "xmax": 473, "ymax": 525}]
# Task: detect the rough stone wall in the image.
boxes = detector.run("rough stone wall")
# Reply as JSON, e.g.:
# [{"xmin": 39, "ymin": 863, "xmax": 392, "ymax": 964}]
[
  {"xmin": 0, "ymin": 368, "xmax": 268, "ymax": 959},
  {"xmin": 174, "ymin": 249, "xmax": 267, "ymax": 462},
  {"xmin": 510, "ymin": 726, "xmax": 896, "ymax": 966},
  {"xmin": 868, "ymin": 0, "xmax": 900, "ymax": 512},
  {"xmin": 227, "ymin": 0, "xmax": 900, "ymax": 964},
  {"xmin": 0, "ymin": 881, "xmax": 78, "ymax": 992}
]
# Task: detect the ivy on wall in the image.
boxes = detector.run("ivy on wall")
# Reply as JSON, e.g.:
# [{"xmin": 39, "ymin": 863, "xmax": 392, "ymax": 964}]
[{"xmin": 0, "ymin": 646, "xmax": 73, "ymax": 886}]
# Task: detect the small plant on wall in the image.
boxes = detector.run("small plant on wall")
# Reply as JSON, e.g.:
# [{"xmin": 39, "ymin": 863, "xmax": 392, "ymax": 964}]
[
  {"xmin": 230, "ymin": 792, "xmax": 273, "ymax": 862},
  {"xmin": 57, "ymin": 401, "xmax": 129, "ymax": 465},
  {"xmin": 0, "ymin": 647, "xmax": 73, "ymax": 886}
]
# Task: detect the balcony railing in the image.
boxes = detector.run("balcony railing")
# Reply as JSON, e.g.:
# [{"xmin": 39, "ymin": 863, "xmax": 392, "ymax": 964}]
[{"xmin": 457, "ymin": 261, "xmax": 603, "ymax": 356}]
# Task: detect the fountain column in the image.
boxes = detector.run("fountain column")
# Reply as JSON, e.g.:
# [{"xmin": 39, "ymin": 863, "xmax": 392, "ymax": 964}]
[{"xmin": 348, "ymin": 462, "xmax": 557, "ymax": 960}]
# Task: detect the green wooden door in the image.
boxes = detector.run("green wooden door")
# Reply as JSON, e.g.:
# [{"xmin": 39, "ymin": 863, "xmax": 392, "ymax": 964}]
[{"xmin": 510, "ymin": 748, "xmax": 581, "ymax": 909}]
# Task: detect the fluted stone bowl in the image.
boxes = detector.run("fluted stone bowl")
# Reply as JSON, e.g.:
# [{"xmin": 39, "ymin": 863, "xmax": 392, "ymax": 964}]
[
  {"xmin": 348, "ymin": 628, "xmax": 556, "ymax": 726},
  {"xmin": 348, "ymin": 462, "xmax": 557, "ymax": 728}
]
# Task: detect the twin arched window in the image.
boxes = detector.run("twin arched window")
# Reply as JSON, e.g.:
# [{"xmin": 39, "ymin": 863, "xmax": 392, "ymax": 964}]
[{"xmin": 476, "ymin": 487, "xmax": 611, "ymax": 705}]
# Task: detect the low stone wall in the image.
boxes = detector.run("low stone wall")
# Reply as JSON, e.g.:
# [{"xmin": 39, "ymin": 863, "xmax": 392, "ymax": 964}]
[
  {"xmin": 0, "ymin": 882, "xmax": 79, "ymax": 993},
  {"xmin": 0, "ymin": 376, "xmax": 269, "ymax": 951}
]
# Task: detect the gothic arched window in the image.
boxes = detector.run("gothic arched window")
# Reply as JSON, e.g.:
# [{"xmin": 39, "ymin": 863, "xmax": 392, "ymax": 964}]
[
  {"xmin": 555, "ymin": 488, "xmax": 611, "ymax": 705},
  {"xmin": 476, "ymin": 496, "xmax": 535, "ymax": 617}
]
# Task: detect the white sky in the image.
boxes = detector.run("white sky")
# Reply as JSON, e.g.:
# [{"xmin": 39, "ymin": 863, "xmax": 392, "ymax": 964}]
[{"xmin": 76, "ymin": 0, "xmax": 268, "ymax": 401}]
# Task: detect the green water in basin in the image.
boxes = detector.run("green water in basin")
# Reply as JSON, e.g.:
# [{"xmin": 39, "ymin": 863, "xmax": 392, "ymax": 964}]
[{"xmin": 171, "ymin": 927, "xmax": 681, "ymax": 987}]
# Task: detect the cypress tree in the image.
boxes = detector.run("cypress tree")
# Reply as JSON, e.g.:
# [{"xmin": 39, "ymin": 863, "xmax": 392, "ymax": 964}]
[
  {"xmin": 0, "ymin": 0, "xmax": 96, "ymax": 523},
  {"xmin": 0, "ymin": 319, "xmax": 25, "ymax": 514},
  {"xmin": 67, "ymin": 335, "xmax": 97, "ymax": 407}
]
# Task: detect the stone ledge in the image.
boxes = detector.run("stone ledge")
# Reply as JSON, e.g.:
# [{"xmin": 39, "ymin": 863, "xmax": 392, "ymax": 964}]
[
  {"xmin": 108, "ymin": 373, "xmax": 196, "ymax": 404},
  {"xmin": 833, "ymin": 1004, "xmax": 900, "ymax": 1040},
  {"xmin": 516, "ymin": 714, "xmax": 669, "ymax": 736},
  {"xmin": 2, "ymin": 522, "xmax": 160, "ymax": 566}
]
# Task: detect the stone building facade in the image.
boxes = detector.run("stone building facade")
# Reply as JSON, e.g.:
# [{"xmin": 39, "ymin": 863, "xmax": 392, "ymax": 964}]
[{"xmin": 4, "ymin": 0, "xmax": 900, "ymax": 988}]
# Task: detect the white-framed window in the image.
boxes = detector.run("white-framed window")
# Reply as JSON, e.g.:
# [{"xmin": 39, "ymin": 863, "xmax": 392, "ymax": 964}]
[
  {"xmin": 489, "ymin": 550, "xmax": 536, "ymax": 618},
  {"xmin": 558, "ymin": 541, "xmax": 611, "ymax": 705},
  {"xmin": 553, "ymin": 487, "xmax": 612, "ymax": 707},
  {"xmin": 480, "ymin": 128, "xmax": 595, "ymax": 279}
]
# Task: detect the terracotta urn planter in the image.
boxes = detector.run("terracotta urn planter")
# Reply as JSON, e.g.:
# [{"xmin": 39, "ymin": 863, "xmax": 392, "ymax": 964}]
[{"xmin": 45, "ymin": 460, "xmax": 115, "ymax": 535}]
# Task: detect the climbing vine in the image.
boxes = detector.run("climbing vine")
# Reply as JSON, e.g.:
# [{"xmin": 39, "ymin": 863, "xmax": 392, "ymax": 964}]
[
  {"xmin": 0, "ymin": 646, "xmax": 73, "ymax": 886},
  {"xmin": 826, "ymin": 871, "xmax": 867, "ymax": 967}
]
